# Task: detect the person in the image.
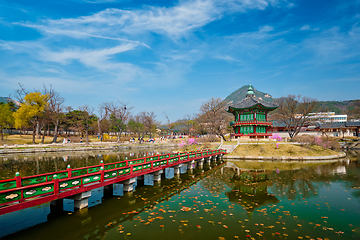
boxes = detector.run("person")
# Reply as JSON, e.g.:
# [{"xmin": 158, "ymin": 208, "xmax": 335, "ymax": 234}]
[
  {"xmin": 80, "ymin": 137, "xmax": 83, "ymax": 143},
  {"xmin": 62, "ymin": 138, "xmax": 67, "ymax": 144}
]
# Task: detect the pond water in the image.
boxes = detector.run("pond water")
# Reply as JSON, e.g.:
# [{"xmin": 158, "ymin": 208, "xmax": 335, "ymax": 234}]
[
  {"xmin": 0, "ymin": 148, "xmax": 176, "ymax": 180},
  {"xmin": 0, "ymin": 151, "xmax": 360, "ymax": 240}
]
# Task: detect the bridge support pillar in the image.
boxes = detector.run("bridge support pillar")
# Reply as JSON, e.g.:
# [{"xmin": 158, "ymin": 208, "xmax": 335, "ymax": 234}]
[
  {"xmin": 173, "ymin": 164, "xmax": 181, "ymax": 175},
  {"xmin": 196, "ymin": 158, "xmax": 204, "ymax": 167},
  {"xmin": 72, "ymin": 191, "xmax": 91, "ymax": 210},
  {"xmin": 205, "ymin": 157, "xmax": 211, "ymax": 164},
  {"xmin": 187, "ymin": 160, "xmax": 195, "ymax": 170},
  {"xmin": 113, "ymin": 183, "xmax": 123, "ymax": 196},
  {"xmin": 121, "ymin": 178, "xmax": 137, "ymax": 192},
  {"xmin": 153, "ymin": 170, "xmax": 163, "ymax": 182},
  {"xmin": 144, "ymin": 170, "xmax": 163, "ymax": 186}
]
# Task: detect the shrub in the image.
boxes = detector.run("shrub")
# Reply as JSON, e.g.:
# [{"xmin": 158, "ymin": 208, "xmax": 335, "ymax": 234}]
[
  {"xmin": 293, "ymin": 135, "xmax": 340, "ymax": 150},
  {"xmin": 270, "ymin": 133, "xmax": 282, "ymax": 141}
]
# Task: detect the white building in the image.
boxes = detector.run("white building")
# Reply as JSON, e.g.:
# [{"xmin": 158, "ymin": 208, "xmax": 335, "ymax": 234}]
[{"xmin": 308, "ymin": 112, "xmax": 347, "ymax": 123}]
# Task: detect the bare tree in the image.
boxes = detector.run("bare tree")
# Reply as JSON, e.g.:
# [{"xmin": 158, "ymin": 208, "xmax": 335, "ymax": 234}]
[
  {"xmin": 100, "ymin": 101, "xmax": 133, "ymax": 142},
  {"xmin": 274, "ymin": 95, "xmax": 318, "ymax": 139},
  {"xmin": 79, "ymin": 105, "xmax": 97, "ymax": 145},
  {"xmin": 197, "ymin": 97, "xmax": 232, "ymax": 141},
  {"xmin": 14, "ymin": 83, "xmax": 28, "ymax": 104},
  {"xmin": 139, "ymin": 111, "xmax": 157, "ymax": 138},
  {"xmin": 43, "ymin": 85, "xmax": 64, "ymax": 143}
]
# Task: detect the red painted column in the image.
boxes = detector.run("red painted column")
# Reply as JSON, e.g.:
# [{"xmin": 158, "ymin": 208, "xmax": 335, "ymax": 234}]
[
  {"xmin": 15, "ymin": 172, "xmax": 22, "ymax": 188},
  {"xmin": 67, "ymin": 165, "xmax": 72, "ymax": 178},
  {"xmin": 53, "ymin": 175, "xmax": 59, "ymax": 195},
  {"xmin": 100, "ymin": 167, "xmax": 104, "ymax": 182}
]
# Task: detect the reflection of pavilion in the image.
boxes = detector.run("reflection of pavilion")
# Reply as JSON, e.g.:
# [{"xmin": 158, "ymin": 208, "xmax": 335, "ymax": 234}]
[{"xmin": 226, "ymin": 171, "xmax": 278, "ymax": 219}]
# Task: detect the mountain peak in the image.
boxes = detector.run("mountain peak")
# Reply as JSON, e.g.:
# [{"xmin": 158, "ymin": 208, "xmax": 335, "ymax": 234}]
[{"xmin": 223, "ymin": 85, "xmax": 274, "ymax": 106}]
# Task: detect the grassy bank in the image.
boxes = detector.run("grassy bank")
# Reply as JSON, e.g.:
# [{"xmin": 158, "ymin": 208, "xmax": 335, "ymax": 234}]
[
  {"xmin": 228, "ymin": 143, "xmax": 340, "ymax": 157},
  {"xmin": 229, "ymin": 160, "xmax": 332, "ymax": 171}
]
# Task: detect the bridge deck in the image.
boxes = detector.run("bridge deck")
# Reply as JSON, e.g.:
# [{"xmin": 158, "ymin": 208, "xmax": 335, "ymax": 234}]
[{"xmin": 0, "ymin": 149, "xmax": 226, "ymax": 215}]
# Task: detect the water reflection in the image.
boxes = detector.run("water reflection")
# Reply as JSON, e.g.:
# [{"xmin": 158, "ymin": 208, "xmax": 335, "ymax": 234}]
[
  {"xmin": 0, "ymin": 148, "xmax": 176, "ymax": 180},
  {"xmin": 1, "ymin": 152, "xmax": 360, "ymax": 240}
]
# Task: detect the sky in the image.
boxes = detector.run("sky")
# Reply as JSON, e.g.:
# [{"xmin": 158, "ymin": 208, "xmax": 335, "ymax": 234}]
[{"xmin": 0, "ymin": 0, "xmax": 359, "ymax": 123}]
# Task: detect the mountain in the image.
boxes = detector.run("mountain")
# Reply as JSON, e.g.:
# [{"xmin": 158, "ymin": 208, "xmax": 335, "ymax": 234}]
[
  {"xmin": 223, "ymin": 85, "xmax": 275, "ymax": 106},
  {"xmin": 223, "ymin": 85, "xmax": 360, "ymax": 118}
]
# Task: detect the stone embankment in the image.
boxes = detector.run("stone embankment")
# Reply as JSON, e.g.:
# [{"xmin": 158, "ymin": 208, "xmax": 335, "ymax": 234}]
[
  {"xmin": 224, "ymin": 152, "xmax": 346, "ymax": 161},
  {"xmin": 0, "ymin": 142, "xmax": 178, "ymax": 156}
]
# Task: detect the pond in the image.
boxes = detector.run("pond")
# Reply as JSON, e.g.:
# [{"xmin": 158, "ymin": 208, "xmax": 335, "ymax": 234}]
[{"xmin": 0, "ymin": 151, "xmax": 360, "ymax": 240}]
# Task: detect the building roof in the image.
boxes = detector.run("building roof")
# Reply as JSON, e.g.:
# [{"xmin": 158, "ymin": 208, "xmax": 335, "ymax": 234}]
[
  {"xmin": 227, "ymin": 85, "xmax": 278, "ymax": 112},
  {"xmin": 318, "ymin": 122, "xmax": 346, "ymax": 129},
  {"xmin": 346, "ymin": 121, "xmax": 360, "ymax": 127}
]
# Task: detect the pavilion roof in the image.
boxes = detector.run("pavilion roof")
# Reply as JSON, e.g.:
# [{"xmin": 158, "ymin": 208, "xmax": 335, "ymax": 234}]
[
  {"xmin": 228, "ymin": 95, "xmax": 278, "ymax": 112},
  {"xmin": 227, "ymin": 84, "xmax": 278, "ymax": 112}
]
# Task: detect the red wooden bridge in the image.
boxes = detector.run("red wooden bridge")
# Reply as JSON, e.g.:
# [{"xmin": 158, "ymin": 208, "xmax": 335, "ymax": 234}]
[{"xmin": 0, "ymin": 149, "xmax": 226, "ymax": 216}]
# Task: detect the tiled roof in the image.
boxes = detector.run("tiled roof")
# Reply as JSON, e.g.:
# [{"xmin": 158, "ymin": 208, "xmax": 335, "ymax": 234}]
[
  {"xmin": 229, "ymin": 96, "xmax": 278, "ymax": 111},
  {"xmin": 346, "ymin": 121, "xmax": 360, "ymax": 127},
  {"xmin": 318, "ymin": 122, "xmax": 346, "ymax": 129}
]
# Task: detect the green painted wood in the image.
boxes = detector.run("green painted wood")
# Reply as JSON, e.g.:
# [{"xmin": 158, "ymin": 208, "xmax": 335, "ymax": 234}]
[
  {"xmin": 47, "ymin": 172, "xmax": 68, "ymax": 181},
  {"xmin": 0, "ymin": 190, "xmax": 22, "ymax": 204},
  {"xmin": 118, "ymin": 168, "xmax": 130, "ymax": 175},
  {"xmin": 0, "ymin": 180, "xmax": 16, "ymax": 191},
  {"xmin": 104, "ymin": 171, "xmax": 118, "ymax": 179},
  {"xmin": 116, "ymin": 162, "xmax": 126, "ymax": 168},
  {"xmin": 23, "ymin": 184, "xmax": 53, "ymax": 199},
  {"xmin": 88, "ymin": 166, "xmax": 101, "ymax": 173},
  {"xmin": 104, "ymin": 164, "xmax": 116, "ymax": 170},
  {"xmin": 142, "ymin": 164, "xmax": 151, "ymax": 169},
  {"xmin": 71, "ymin": 169, "xmax": 88, "ymax": 177},
  {"xmin": 21, "ymin": 176, "xmax": 47, "ymax": 187},
  {"xmin": 59, "ymin": 178, "xmax": 82, "ymax": 190},
  {"xmin": 82, "ymin": 174, "xmax": 101, "ymax": 184}
]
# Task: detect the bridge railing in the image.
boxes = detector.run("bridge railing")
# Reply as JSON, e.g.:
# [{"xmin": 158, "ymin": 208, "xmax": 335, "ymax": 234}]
[{"xmin": 0, "ymin": 149, "xmax": 226, "ymax": 208}]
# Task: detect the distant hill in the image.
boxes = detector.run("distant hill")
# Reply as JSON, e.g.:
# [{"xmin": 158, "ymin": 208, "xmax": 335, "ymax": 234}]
[
  {"xmin": 223, "ymin": 85, "xmax": 275, "ymax": 106},
  {"xmin": 0, "ymin": 97, "xmax": 21, "ymax": 107},
  {"xmin": 223, "ymin": 85, "xmax": 359, "ymax": 118}
]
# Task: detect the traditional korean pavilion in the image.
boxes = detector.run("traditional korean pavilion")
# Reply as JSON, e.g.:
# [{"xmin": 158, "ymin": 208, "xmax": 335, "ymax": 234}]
[{"xmin": 227, "ymin": 85, "xmax": 278, "ymax": 138}]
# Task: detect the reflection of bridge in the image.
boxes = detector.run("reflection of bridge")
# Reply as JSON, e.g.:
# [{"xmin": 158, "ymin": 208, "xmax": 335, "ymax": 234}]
[{"xmin": 0, "ymin": 149, "xmax": 226, "ymax": 215}]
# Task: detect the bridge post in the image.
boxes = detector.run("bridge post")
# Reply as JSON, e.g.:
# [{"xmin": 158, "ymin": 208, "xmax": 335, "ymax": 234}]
[
  {"xmin": 53, "ymin": 175, "xmax": 59, "ymax": 195},
  {"xmin": 15, "ymin": 172, "xmax": 21, "ymax": 188},
  {"xmin": 173, "ymin": 164, "xmax": 181, "ymax": 175},
  {"xmin": 187, "ymin": 160, "xmax": 195, "ymax": 170},
  {"xmin": 196, "ymin": 158, "xmax": 204, "ymax": 168},
  {"xmin": 71, "ymin": 191, "xmax": 92, "ymax": 210},
  {"xmin": 122, "ymin": 178, "xmax": 137, "ymax": 192},
  {"xmin": 67, "ymin": 165, "xmax": 72, "ymax": 178},
  {"xmin": 144, "ymin": 170, "xmax": 163, "ymax": 186}
]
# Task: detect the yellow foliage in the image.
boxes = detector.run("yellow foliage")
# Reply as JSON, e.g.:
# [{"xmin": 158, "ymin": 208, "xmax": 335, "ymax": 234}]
[{"xmin": 14, "ymin": 92, "xmax": 49, "ymax": 129}]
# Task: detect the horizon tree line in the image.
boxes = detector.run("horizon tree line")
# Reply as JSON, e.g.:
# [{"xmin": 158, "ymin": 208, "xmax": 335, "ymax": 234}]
[{"xmin": 1, "ymin": 84, "xmax": 358, "ymax": 144}]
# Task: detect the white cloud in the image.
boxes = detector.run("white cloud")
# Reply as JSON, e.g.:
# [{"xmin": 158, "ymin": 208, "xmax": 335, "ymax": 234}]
[
  {"xmin": 40, "ymin": 43, "xmax": 137, "ymax": 67},
  {"xmin": 17, "ymin": 0, "xmax": 287, "ymax": 40},
  {"xmin": 259, "ymin": 25, "xmax": 274, "ymax": 32},
  {"xmin": 300, "ymin": 25, "xmax": 310, "ymax": 31},
  {"xmin": 214, "ymin": 55, "xmax": 241, "ymax": 62}
]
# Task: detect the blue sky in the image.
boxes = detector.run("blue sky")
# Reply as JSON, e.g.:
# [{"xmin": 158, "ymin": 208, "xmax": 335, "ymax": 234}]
[{"xmin": 0, "ymin": 0, "xmax": 359, "ymax": 123}]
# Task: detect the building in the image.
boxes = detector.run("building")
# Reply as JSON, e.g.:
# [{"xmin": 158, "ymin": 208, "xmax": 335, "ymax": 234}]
[
  {"xmin": 227, "ymin": 85, "xmax": 278, "ymax": 139},
  {"xmin": 308, "ymin": 112, "xmax": 347, "ymax": 123}
]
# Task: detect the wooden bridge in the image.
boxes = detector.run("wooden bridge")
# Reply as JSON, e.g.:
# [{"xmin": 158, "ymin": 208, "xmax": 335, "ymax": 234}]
[{"xmin": 0, "ymin": 149, "xmax": 226, "ymax": 216}]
